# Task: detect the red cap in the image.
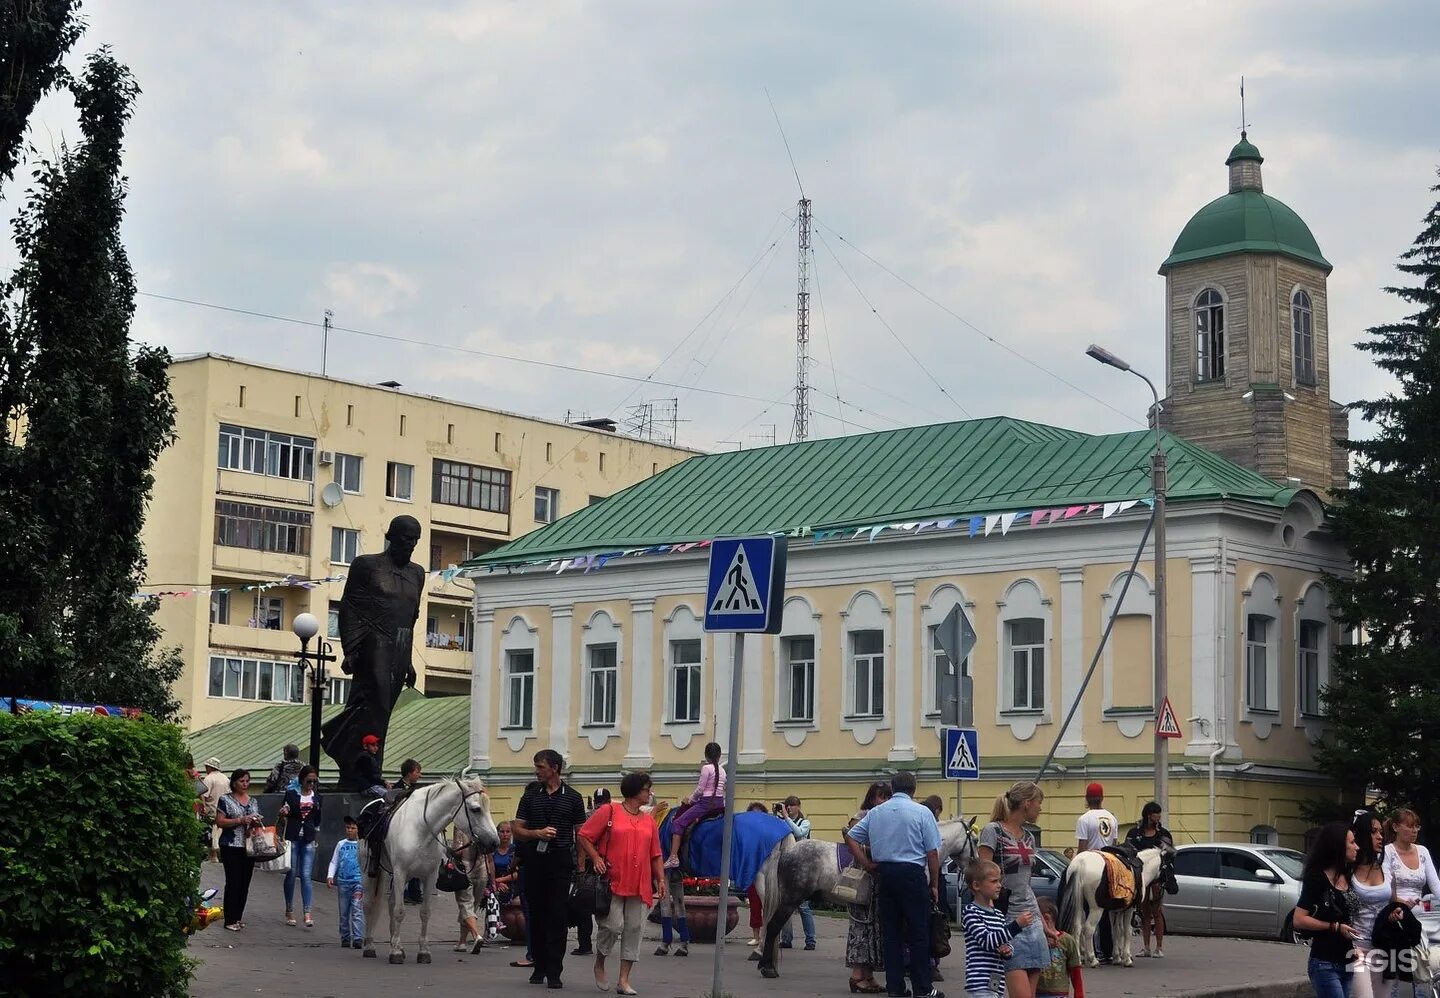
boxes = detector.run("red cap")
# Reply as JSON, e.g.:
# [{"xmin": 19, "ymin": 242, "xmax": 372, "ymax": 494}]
[
  {"xmin": 1085, "ymin": 782, "xmax": 1104, "ymax": 798},
  {"xmin": 362, "ymin": 734, "xmax": 380, "ymax": 747}
]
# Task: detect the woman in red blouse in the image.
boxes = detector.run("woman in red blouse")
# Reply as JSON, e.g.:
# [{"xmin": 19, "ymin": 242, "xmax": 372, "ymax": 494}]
[{"xmin": 578, "ymin": 771, "xmax": 666, "ymax": 996}]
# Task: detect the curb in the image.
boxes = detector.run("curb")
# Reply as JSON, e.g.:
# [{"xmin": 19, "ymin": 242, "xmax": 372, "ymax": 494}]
[{"xmin": 1174, "ymin": 980, "xmax": 1311, "ymax": 998}]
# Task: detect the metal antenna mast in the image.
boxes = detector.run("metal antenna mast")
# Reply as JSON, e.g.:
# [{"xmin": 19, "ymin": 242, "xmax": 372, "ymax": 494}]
[
  {"xmin": 322, "ymin": 309, "xmax": 333, "ymax": 376},
  {"xmin": 793, "ymin": 197, "xmax": 812, "ymax": 442}
]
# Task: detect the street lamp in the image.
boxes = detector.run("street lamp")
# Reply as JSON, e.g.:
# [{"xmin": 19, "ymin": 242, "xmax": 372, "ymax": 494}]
[
  {"xmin": 1086, "ymin": 344, "xmax": 1169, "ymax": 814},
  {"xmin": 292, "ymin": 612, "xmax": 338, "ymax": 773}
]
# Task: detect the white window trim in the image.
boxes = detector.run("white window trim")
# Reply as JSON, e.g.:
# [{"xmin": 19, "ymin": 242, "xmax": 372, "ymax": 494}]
[
  {"xmin": 534, "ymin": 486, "xmax": 559, "ymax": 524},
  {"xmin": 206, "ymin": 654, "xmax": 303, "ymax": 704},
  {"xmin": 385, "ymin": 461, "xmax": 414, "ymax": 503},
  {"xmin": 330, "ymin": 526, "xmax": 360, "ymax": 566},
  {"xmin": 995, "ymin": 578, "xmax": 1053, "ymax": 741},
  {"xmin": 497, "ymin": 614, "xmax": 540, "ymax": 751},
  {"xmin": 771, "ymin": 596, "xmax": 822, "ymax": 746},
  {"xmin": 334, "ymin": 453, "xmax": 363, "ymax": 495},
  {"xmin": 1241, "ymin": 573, "xmax": 1282, "ymax": 737},
  {"xmin": 1294, "ymin": 583, "xmax": 1331, "ymax": 724},
  {"xmin": 839, "ymin": 591, "xmax": 891, "ymax": 744},
  {"xmin": 1250, "ymin": 825, "xmax": 1279, "ymax": 846},
  {"xmin": 919, "ymin": 585, "xmax": 973, "ymax": 730},
  {"xmin": 1100, "ymin": 570, "xmax": 1156, "ymax": 734},
  {"xmin": 662, "ymin": 605, "xmax": 705, "ymax": 730},
  {"xmin": 579, "ymin": 611, "xmax": 623, "ymax": 747}
]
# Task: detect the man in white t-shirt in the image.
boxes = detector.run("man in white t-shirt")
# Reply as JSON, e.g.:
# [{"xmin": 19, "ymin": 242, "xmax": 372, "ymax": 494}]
[
  {"xmin": 1075, "ymin": 782, "xmax": 1119, "ymax": 961},
  {"xmin": 1075, "ymin": 782, "xmax": 1118, "ymax": 853}
]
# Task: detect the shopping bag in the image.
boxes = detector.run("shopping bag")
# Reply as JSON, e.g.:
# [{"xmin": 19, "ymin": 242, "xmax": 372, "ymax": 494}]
[
  {"xmin": 826, "ymin": 865, "xmax": 872, "ymax": 906},
  {"xmin": 257, "ymin": 839, "xmax": 292, "ymax": 873},
  {"xmin": 244, "ymin": 825, "xmax": 283, "ymax": 862}
]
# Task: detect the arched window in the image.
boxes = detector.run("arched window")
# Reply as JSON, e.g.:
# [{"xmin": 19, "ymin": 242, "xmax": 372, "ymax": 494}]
[
  {"xmin": 1292, "ymin": 290, "xmax": 1315, "ymax": 385},
  {"xmin": 1195, "ymin": 289, "xmax": 1225, "ymax": 381}
]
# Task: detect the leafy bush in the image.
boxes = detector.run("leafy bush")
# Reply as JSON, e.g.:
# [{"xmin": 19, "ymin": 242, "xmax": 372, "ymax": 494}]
[{"xmin": 0, "ymin": 711, "xmax": 199, "ymax": 996}]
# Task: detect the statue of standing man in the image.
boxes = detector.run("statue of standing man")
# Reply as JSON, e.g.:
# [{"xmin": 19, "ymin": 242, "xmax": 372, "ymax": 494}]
[{"xmin": 321, "ymin": 514, "xmax": 425, "ymax": 791}]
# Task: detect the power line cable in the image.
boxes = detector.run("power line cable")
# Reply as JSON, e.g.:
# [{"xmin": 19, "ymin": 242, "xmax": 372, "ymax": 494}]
[
  {"xmin": 814, "ymin": 219, "xmax": 1144, "ymax": 427},
  {"xmin": 814, "ymin": 231, "xmax": 973, "ymax": 419}
]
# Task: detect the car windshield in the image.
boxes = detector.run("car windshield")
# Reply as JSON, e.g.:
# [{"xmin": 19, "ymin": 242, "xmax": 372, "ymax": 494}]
[{"xmin": 1260, "ymin": 849, "xmax": 1304, "ymax": 880}]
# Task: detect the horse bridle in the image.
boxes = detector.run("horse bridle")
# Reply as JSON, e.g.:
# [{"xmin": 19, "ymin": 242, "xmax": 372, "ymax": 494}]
[{"xmin": 370, "ymin": 776, "xmax": 490, "ymax": 879}]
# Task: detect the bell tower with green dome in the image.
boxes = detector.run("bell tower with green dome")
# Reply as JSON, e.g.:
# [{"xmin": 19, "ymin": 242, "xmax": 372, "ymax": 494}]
[{"xmin": 1156, "ymin": 134, "xmax": 1348, "ymax": 494}]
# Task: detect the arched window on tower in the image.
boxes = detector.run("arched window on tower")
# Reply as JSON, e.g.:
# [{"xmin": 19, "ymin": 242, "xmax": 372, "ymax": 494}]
[
  {"xmin": 1293, "ymin": 290, "xmax": 1315, "ymax": 385},
  {"xmin": 1195, "ymin": 289, "xmax": 1225, "ymax": 381}
]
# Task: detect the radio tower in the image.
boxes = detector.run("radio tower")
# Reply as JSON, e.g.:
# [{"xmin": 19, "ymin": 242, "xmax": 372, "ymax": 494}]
[{"xmin": 792, "ymin": 197, "xmax": 812, "ymax": 442}]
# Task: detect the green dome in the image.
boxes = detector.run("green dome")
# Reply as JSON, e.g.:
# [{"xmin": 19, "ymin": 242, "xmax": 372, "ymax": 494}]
[
  {"xmin": 1160, "ymin": 189, "xmax": 1331, "ymax": 273},
  {"xmin": 1226, "ymin": 136, "xmax": 1264, "ymax": 164}
]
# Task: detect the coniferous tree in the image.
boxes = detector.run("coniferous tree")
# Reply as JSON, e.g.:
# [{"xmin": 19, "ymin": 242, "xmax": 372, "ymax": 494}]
[
  {"xmin": 1320, "ymin": 171, "xmax": 1440, "ymax": 830},
  {"xmin": 0, "ymin": 47, "xmax": 181, "ymax": 720}
]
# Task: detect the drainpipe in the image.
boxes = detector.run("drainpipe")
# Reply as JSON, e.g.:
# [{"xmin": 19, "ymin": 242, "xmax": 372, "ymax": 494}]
[{"xmin": 1208, "ymin": 743, "xmax": 1225, "ymax": 841}]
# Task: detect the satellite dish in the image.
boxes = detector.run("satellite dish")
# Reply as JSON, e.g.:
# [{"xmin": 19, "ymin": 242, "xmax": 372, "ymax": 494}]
[{"xmin": 320, "ymin": 482, "xmax": 344, "ymax": 508}]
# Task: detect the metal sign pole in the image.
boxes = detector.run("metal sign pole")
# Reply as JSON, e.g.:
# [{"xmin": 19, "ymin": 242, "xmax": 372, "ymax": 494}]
[
  {"xmin": 950, "ymin": 675, "xmax": 963, "ymax": 823},
  {"xmin": 712, "ymin": 632, "xmax": 744, "ymax": 998}
]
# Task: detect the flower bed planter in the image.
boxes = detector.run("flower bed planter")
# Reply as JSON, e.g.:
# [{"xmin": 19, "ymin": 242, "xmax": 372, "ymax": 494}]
[{"xmin": 676, "ymin": 896, "xmax": 740, "ymax": 943}]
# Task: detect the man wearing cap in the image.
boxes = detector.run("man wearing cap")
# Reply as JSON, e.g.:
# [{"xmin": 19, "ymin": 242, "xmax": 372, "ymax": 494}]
[
  {"xmin": 201, "ymin": 757, "xmax": 229, "ymax": 862},
  {"xmin": 1075, "ymin": 782, "xmax": 1119, "ymax": 962},
  {"xmin": 356, "ymin": 735, "xmax": 388, "ymax": 801}
]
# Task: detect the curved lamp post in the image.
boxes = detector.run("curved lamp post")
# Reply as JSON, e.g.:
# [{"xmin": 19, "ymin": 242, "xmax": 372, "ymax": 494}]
[
  {"xmin": 1086, "ymin": 344, "xmax": 1169, "ymax": 813},
  {"xmin": 292, "ymin": 612, "xmax": 338, "ymax": 772}
]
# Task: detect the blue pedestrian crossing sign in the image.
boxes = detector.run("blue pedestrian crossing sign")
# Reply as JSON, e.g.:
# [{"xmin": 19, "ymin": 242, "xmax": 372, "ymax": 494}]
[
  {"xmin": 704, "ymin": 536, "xmax": 787, "ymax": 634},
  {"xmin": 942, "ymin": 726, "xmax": 980, "ymax": 780}
]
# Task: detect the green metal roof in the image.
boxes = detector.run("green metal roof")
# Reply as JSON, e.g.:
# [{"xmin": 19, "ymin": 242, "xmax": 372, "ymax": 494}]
[
  {"xmin": 185, "ymin": 688, "xmax": 471, "ymax": 783},
  {"xmin": 1226, "ymin": 136, "xmax": 1264, "ymax": 164},
  {"xmin": 467, "ymin": 416, "xmax": 1294, "ymax": 567},
  {"xmin": 1161, "ymin": 188, "xmax": 1330, "ymax": 273}
]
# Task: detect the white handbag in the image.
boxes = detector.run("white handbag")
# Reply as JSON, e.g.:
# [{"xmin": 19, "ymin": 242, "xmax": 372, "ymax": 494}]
[{"xmin": 258, "ymin": 839, "xmax": 292, "ymax": 874}]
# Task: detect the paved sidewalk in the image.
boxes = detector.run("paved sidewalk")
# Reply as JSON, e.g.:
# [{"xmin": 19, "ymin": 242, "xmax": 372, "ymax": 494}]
[{"xmin": 188, "ymin": 863, "xmax": 1312, "ymax": 996}]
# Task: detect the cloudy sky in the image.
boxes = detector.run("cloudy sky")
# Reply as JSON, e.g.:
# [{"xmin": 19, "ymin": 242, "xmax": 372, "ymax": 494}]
[{"xmin": 22, "ymin": 1, "xmax": 1440, "ymax": 450}]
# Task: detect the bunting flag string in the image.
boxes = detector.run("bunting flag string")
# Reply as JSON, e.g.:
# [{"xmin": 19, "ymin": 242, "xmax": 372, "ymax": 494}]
[{"xmin": 131, "ymin": 564, "xmax": 473, "ymax": 604}]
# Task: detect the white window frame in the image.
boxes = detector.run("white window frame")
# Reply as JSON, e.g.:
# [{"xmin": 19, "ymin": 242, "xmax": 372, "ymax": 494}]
[
  {"xmin": 1241, "ymin": 572, "xmax": 1282, "ymax": 730},
  {"xmin": 497, "ymin": 614, "xmax": 540, "ymax": 747},
  {"xmin": 327, "ymin": 600, "xmax": 341, "ymax": 639},
  {"xmin": 334, "ymin": 453, "xmax": 362, "ymax": 494},
  {"xmin": 251, "ymin": 595, "xmax": 284, "ymax": 630},
  {"xmin": 385, "ymin": 461, "xmax": 414, "ymax": 501},
  {"xmin": 1295, "ymin": 584, "xmax": 1330, "ymax": 720},
  {"xmin": 1100, "ymin": 570, "xmax": 1155, "ymax": 716},
  {"xmin": 534, "ymin": 486, "xmax": 559, "ymax": 524},
  {"xmin": 668, "ymin": 638, "xmax": 703, "ymax": 724},
  {"xmin": 772, "ymin": 596, "xmax": 822, "ymax": 736},
  {"xmin": 840, "ymin": 591, "xmax": 890, "ymax": 736},
  {"xmin": 1007, "ymin": 618, "xmax": 1046, "ymax": 711},
  {"xmin": 1245, "ymin": 614, "xmax": 1276, "ymax": 712},
  {"xmin": 504, "ymin": 649, "xmax": 536, "ymax": 730},
  {"xmin": 996, "ymin": 579, "xmax": 1052, "ymax": 722},
  {"xmin": 585, "ymin": 644, "xmax": 618, "ymax": 727},
  {"xmin": 330, "ymin": 526, "xmax": 360, "ymax": 565},
  {"xmin": 783, "ymin": 635, "xmax": 816, "ymax": 723},
  {"xmin": 218, "ymin": 424, "xmax": 315, "ymax": 481},
  {"xmin": 1292, "ymin": 288, "xmax": 1315, "ymax": 385},
  {"xmin": 209, "ymin": 590, "xmax": 230, "ymax": 625},
  {"xmin": 848, "ymin": 630, "xmax": 884, "ymax": 718},
  {"xmin": 920, "ymin": 585, "xmax": 972, "ymax": 726},
  {"xmin": 580, "ymin": 611, "xmax": 623, "ymax": 733},
  {"xmin": 207, "ymin": 655, "xmax": 303, "ymax": 703},
  {"xmin": 327, "ymin": 676, "xmax": 351, "ymax": 705}
]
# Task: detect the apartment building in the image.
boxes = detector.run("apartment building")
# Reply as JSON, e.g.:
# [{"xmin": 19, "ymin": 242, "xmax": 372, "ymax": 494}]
[{"xmin": 144, "ymin": 354, "xmax": 699, "ymax": 730}]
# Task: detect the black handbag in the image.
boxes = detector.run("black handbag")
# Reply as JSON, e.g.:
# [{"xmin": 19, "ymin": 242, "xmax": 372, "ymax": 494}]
[
  {"xmin": 929, "ymin": 904, "xmax": 952, "ymax": 959},
  {"xmin": 569, "ymin": 805, "xmax": 614, "ymax": 918},
  {"xmin": 436, "ymin": 859, "xmax": 469, "ymax": 893}
]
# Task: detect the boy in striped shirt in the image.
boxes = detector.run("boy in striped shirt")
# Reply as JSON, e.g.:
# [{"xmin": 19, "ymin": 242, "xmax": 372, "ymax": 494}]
[{"xmin": 962, "ymin": 859, "xmax": 1034, "ymax": 998}]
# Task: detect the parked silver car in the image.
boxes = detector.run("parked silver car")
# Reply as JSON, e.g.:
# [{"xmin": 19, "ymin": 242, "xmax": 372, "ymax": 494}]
[{"xmin": 1165, "ymin": 842, "xmax": 1305, "ymax": 941}]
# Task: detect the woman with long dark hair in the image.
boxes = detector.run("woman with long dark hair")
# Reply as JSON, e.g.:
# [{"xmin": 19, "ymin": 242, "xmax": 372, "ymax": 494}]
[
  {"xmin": 1126, "ymin": 801, "xmax": 1173, "ymax": 958},
  {"xmin": 842, "ymin": 781, "xmax": 892, "ymax": 994},
  {"xmin": 279, "ymin": 765, "xmax": 322, "ymax": 927},
  {"xmin": 215, "ymin": 768, "xmax": 263, "ymax": 931},
  {"xmin": 1292, "ymin": 820, "xmax": 1357, "ymax": 998},
  {"xmin": 1347, "ymin": 810, "xmax": 1397, "ymax": 998}
]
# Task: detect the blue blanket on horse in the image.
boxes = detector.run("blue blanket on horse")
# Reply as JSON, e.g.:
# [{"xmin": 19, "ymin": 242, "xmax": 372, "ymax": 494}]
[{"xmin": 659, "ymin": 809, "xmax": 791, "ymax": 891}]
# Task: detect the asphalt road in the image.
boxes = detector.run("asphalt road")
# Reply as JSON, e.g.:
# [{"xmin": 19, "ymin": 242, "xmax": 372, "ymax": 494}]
[{"xmin": 188, "ymin": 862, "xmax": 1313, "ymax": 997}]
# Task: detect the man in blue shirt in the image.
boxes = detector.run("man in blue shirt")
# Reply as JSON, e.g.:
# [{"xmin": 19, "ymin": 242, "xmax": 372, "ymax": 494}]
[{"xmin": 848, "ymin": 772, "xmax": 944, "ymax": 998}]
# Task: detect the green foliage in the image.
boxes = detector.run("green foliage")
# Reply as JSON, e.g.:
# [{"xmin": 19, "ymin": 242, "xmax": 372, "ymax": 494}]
[
  {"xmin": 0, "ymin": 1, "xmax": 84, "ymax": 186},
  {"xmin": 0, "ymin": 47, "xmax": 182, "ymax": 721},
  {"xmin": 0, "ymin": 711, "xmax": 199, "ymax": 995},
  {"xmin": 1320, "ymin": 169, "xmax": 1440, "ymax": 832}
]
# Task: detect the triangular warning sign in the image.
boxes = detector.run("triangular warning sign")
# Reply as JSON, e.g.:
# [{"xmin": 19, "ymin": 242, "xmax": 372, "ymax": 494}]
[
  {"xmin": 948, "ymin": 733, "xmax": 977, "ymax": 773},
  {"xmin": 709, "ymin": 544, "xmax": 763, "ymax": 615},
  {"xmin": 1156, "ymin": 697, "xmax": 1183, "ymax": 739}
]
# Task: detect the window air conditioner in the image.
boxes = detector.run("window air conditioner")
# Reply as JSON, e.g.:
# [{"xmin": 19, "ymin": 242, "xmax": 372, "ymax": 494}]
[{"xmin": 318, "ymin": 450, "xmax": 335, "ymax": 466}]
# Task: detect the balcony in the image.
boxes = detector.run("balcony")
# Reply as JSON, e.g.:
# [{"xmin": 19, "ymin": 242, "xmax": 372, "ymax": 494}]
[
  {"xmin": 428, "ymin": 530, "xmax": 499, "ymax": 597},
  {"xmin": 216, "ymin": 467, "xmax": 314, "ymax": 506},
  {"xmin": 212, "ymin": 545, "xmax": 310, "ymax": 579},
  {"xmin": 209, "ymin": 621, "xmax": 301, "ymax": 658},
  {"xmin": 422, "ymin": 643, "xmax": 474, "ymax": 678},
  {"xmin": 427, "ymin": 502, "xmax": 509, "ymax": 536}
]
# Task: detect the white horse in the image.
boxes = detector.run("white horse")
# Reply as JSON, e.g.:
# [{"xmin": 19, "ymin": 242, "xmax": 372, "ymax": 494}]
[
  {"xmin": 1059, "ymin": 845, "xmax": 1174, "ymax": 968},
  {"xmin": 752, "ymin": 818, "xmax": 976, "ymax": 978},
  {"xmin": 358, "ymin": 775, "xmax": 499, "ymax": 965}
]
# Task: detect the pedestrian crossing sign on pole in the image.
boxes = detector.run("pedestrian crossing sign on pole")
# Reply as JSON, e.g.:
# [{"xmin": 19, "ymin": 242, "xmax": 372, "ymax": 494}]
[
  {"xmin": 942, "ymin": 726, "xmax": 980, "ymax": 780},
  {"xmin": 703, "ymin": 536, "xmax": 787, "ymax": 634},
  {"xmin": 1156, "ymin": 696, "xmax": 1183, "ymax": 739}
]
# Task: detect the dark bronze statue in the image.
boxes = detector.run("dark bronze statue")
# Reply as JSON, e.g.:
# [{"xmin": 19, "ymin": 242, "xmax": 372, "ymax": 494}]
[{"xmin": 321, "ymin": 514, "xmax": 424, "ymax": 791}]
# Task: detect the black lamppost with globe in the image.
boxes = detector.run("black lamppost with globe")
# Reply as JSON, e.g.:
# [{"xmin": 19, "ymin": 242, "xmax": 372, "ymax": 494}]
[{"xmin": 291, "ymin": 612, "xmax": 338, "ymax": 772}]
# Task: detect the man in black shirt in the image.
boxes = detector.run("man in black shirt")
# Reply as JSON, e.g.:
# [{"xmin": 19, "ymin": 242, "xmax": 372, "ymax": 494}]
[{"xmin": 513, "ymin": 749, "xmax": 586, "ymax": 989}]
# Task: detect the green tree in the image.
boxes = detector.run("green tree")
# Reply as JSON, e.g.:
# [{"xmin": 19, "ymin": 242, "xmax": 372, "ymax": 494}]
[
  {"xmin": 1320, "ymin": 171, "xmax": 1440, "ymax": 830},
  {"xmin": 0, "ymin": 43, "xmax": 182, "ymax": 720},
  {"xmin": 0, "ymin": 0, "xmax": 83, "ymax": 186}
]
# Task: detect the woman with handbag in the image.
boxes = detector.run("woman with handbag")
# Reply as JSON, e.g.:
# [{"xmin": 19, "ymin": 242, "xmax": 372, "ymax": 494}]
[
  {"xmin": 215, "ymin": 768, "xmax": 263, "ymax": 931},
  {"xmin": 578, "ymin": 771, "xmax": 666, "ymax": 996},
  {"xmin": 278, "ymin": 765, "xmax": 322, "ymax": 928},
  {"xmin": 842, "ymin": 781, "xmax": 892, "ymax": 994}
]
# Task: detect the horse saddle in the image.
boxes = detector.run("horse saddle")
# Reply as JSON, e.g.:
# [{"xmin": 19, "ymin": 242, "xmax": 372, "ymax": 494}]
[{"xmin": 1096, "ymin": 845, "xmax": 1142, "ymax": 910}]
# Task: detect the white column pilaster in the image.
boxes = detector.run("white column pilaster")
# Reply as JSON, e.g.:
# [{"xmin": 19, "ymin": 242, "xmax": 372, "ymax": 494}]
[
  {"xmin": 468, "ymin": 601, "xmax": 495, "ymax": 770},
  {"xmin": 889, "ymin": 581, "xmax": 918, "ymax": 762},
  {"xmin": 550, "ymin": 605, "xmax": 574, "ymax": 756},
  {"xmin": 739, "ymin": 627, "xmax": 766, "ymax": 766},
  {"xmin": 1057, "ymin": 566, "xmax": 1087, "ymax": 758},
  {"xmin": 1187, "ymin": 554, "xmax": 1222, "ymax": 757},
  {"xmin": 625, "ymin": 599, "xmax": 656, "ymax": 769},
  {"xmin": 712, "ymin": 632, "xmax": 734, "ymax": 745}
]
